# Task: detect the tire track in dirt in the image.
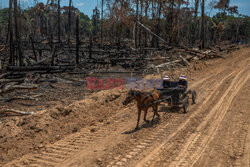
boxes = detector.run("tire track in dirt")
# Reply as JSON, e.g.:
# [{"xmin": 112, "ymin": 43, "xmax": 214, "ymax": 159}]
[
  {"xmin": 233, "ymin": 123, "xmax": 249, "ymax": 167},
  {"xmin": 144, "ymin": 63, "xmax": 249, "ymax": 165},
  {"xmin": 106, "ymin": 70, "xmax": 237, "ymax": 167},
  {"xmin": 134, "ymin": 59, "xmax": 250, "ymax": 167},
  {"xmin": 231, "ymin": 81, "xmax": 250, "ymax": 167},
  {"xmin": 193, "ymin": 81, "xmax": 250, "ymax": 167},
  {"xmin": 239, "ymin": 120, "xmax": 250, "ymax": 167},
  {"xmin": 3, "ymin": 107, "xmax": 137, "ymax": 167},
  {"xmin": 168, "ymin": 65, "xmax": 249, "ymax": 167}
]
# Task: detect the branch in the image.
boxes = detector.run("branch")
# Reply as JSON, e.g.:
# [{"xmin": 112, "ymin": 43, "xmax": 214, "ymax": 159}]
[{"xmin": 0, "ymin": 109, "xmax": 34, "ymax": 115}]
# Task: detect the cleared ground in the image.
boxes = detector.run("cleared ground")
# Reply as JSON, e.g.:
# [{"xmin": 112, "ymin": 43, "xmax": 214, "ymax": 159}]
[{"xmin": 1, "ymin": 47, "xmax": 250, "ymax": 167}]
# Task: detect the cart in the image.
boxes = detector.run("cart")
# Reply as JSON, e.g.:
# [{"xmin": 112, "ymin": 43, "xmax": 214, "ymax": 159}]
[{"xmin": 156, "ymin": 81, "xmax": 197, "ymax": 113}]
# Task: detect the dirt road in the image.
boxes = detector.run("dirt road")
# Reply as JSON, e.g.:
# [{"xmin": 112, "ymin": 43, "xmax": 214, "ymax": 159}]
[{"xmin": 2, "ymin": 47, "xmax": 250, "ymax": 167}]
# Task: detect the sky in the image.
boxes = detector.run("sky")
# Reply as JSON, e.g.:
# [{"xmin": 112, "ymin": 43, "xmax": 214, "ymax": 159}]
[{"xmin": 0, "ymin": 0, "xmax": 249, "ymax": 17}]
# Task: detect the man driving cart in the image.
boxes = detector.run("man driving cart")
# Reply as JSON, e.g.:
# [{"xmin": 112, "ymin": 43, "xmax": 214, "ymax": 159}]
[
  {"xmin": 162, "ymin": 75, "xmax": 171, "ymax": 88},
  {"xmin": 178, "ymin": 75, "xmax": 188, "ymax": 93}
]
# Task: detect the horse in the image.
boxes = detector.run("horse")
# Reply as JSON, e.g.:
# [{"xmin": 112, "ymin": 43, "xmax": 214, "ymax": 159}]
[{"xmin": 123, "ymin": 89, "xmax": 161, "ymax": 130}]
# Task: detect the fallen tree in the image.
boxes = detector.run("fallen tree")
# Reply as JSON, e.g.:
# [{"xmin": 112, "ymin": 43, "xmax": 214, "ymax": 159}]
[{"xmin": 0, "ymin": 84, "xmax": 38, "ymax": 95}]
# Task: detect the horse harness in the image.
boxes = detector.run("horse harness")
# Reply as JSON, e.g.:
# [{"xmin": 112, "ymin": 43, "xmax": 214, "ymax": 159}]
[{"xmin": 141, "ymin": 92, "xmax": 156, "ymax": 107}]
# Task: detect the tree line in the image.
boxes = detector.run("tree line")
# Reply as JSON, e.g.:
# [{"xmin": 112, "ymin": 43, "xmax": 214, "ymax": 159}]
[{"xmin": 1, "ymin": 0, "xmax": 249, "ymax": 50}]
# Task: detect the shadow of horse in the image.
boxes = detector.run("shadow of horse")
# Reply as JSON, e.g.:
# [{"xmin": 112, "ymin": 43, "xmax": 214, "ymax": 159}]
[{"xmin": 122, "ymin": 117, "xmax": 160, "ymax": 134}]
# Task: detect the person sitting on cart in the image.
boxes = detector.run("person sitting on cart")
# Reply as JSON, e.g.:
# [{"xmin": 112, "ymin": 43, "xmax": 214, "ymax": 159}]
[
  {"xmin": 178, "ymin": 75, "xmax": 188, "ymax": 93},
  {"xmin": 162, "ymin": 75, "xmax": 170, "ymax": 88}
]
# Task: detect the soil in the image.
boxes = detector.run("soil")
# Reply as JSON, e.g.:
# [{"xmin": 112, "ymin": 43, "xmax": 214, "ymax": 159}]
[{"xmin": 0, "ymin": 47, "xmax": 249, "ymax": 167}]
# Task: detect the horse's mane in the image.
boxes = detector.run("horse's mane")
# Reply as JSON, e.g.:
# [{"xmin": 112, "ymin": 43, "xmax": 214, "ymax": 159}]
[{"xmin": 130, "ymin": 89, "xmax": 144, "ymax": 97}]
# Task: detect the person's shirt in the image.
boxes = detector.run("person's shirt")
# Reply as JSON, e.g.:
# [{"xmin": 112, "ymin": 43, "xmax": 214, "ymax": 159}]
[
  {"xmin": 178, "ymin": 80, "xmax": 187, "ymax": 88},
  {"xmin": 162, "ymin": 80, "xmax": 170, "ymax": 88}
]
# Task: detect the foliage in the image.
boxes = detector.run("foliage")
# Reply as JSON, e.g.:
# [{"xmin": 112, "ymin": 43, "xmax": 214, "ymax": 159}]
[
  {"xmin": 80, "ymin": 12, "xmax": 92, "ymax": 35},
  {"xmin": 0, "ymin": 0, "xmax": 249, "ymax": 46},
  {"xmin": 0, "ymin": 8, "xmax": 9, "ymax": 31}
]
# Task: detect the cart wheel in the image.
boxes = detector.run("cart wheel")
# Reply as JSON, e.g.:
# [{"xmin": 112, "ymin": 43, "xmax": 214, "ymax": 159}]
[
  {"xmin": 192, "ymin": 90, "xmax": 197, "ymax": 104},
  {"xmin": 183, "ymin": 97, "xmax": 189, "ymax": 113}
]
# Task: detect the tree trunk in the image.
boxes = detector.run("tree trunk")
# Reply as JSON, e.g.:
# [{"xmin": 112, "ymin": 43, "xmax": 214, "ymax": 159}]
[
  {"xmin": 29, "ymin": 36, "xmax": 37, "ymax": 62},
  {"xmin": 201, "ymin": 0, "xmax": 205, "ymax": 49},
  {"xmin": 50, "ymin": 45, "xmax": 56, "ymax": 66},
  {"xmin": 101, "ymin": 0, "xmax": 104, "ymax": 45},
  {"xmin": 144, "ymin": 1, "xmax": 149, "ymax": 47},
  {"xmin": 151, "ymin": 0, "xmax": 157, "ymax": 47},
  {"xmin": 118, "ymin": 0, "xmax": 124, "ymax": 45},
  {"xmin": 135, "ymin": 0, "xmax": 139, "ymax": 48},
  {"xmin": 57, "ymin": 0, "xmax": 61, "ymax": 42},
  {"xmin": 76, "ymin": 15, "xmax": 80, "ymax": 64},
  {"xmin": 155, "ymin": 0, "xmax": 162, "ymax": 48},
  {"xmin": 176, "ymin": 1, "xmax": 181, "ymax": 45},
  {"xmin": 139, "ymin": 0, "xmax": 143, "ymax": 47},
  {"xmin": 193, "ymin": 0, "xmax": 200, "ymax": 46},
  {"xmin": 236, "ymin": 21, "xmax": 240, "ymax": 43},
  {"xmin": 68, "ymin": 0, "xmax": 72, "ymax": 44},
  {"xmin": 14, "ymin": 0, "xmax": 22, "ymax": 66},
  {"xmin": 168, "ymin": 0, "xmax": 174, "ymax": 45},
  {"xmin": 9, "ymin": 0, "xmax": 14, "ymax": 66}
]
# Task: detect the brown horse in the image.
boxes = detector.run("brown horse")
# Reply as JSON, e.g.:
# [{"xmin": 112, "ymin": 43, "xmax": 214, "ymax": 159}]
[{"xmin": 123, "ymin": 90, "xmax": 161, "ymax": 130}]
